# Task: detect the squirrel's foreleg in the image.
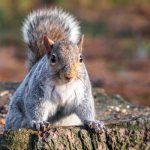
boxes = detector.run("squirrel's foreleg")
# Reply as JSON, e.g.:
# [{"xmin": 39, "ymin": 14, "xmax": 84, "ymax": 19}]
[{"xmin": 75, "ymin": 98, "xmax": 105, "ymax": 132}]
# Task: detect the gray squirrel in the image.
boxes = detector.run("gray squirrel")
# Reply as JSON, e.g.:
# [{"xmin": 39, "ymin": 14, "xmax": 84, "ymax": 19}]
[{"xmin": 5, "ymin": 8, "xmax": 104, "ymax": 130}]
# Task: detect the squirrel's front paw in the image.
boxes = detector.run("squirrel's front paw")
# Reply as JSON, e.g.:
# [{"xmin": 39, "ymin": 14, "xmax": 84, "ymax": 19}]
[
  {"xmin": 31, "ymin": 120, "xmax": 50, "ymax": 131},
  {"xmin": 84, "ymin": 120, "xmax": 105, "ymax": 133}
]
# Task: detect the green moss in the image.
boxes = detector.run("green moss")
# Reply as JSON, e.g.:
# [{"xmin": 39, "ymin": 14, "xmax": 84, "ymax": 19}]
[{"xmin": 0, "ymin": 129, "xmax": 39, "ymax": 150}]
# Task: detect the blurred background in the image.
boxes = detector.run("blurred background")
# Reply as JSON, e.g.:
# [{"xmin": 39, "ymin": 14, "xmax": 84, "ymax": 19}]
[{"xmin": 0, "ymin": 0, "xmax": 150, "ymax": 106}]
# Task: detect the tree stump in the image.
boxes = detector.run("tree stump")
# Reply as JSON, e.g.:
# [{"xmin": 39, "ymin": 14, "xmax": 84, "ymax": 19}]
[{"xmin": 0, "ymin": 82, "xmax": 149, "ymax": 150}]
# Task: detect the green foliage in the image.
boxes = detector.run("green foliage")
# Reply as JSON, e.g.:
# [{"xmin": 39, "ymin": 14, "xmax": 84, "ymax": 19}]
[
  {"xmin": 111, "ymin": 0, "xmax": 131, "ymax": 6},
  {"xmin": 140, "ymin": 40, "xmax": 150, "ymax": 54},
  {"xmin": 81, "ymin": 21, "xmax": 107, "ymax": 37},
  {"xmin": 1, "ymin": 0, "xmax": 150, "ymax": 45},
  {"xmin": 0, "ymin": 0, "xmax": 36, "ymax": 45}
]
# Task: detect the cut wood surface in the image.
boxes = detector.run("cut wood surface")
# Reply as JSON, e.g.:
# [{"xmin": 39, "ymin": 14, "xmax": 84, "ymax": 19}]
[{"xmin": 0, "ymin": 82, "xmax": 149, "ymax": 150}]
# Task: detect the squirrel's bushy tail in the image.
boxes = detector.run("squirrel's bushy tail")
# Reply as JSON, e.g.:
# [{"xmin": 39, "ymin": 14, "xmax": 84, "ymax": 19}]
[{"xmin": 22, "ymin": 8, "xmax": 80, "ymax": 70}]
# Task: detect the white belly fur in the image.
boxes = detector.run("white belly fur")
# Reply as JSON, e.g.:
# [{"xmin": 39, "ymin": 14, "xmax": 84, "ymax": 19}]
[{"xmin": 43, "ymin": 79, "xmax": 85, "ymax": 125}]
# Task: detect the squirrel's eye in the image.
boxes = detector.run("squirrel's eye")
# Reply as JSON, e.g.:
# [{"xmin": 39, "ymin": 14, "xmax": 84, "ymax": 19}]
[
  {"xmin": 79, "ymin": 55, "xmax": 83, "ymax": 63},
  {"xmin": 51, "ymin": 54, "xmax": 56, "ymax": 64}
]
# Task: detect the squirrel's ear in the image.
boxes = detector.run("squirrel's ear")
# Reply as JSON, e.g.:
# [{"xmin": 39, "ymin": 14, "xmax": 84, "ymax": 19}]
[
  {"xmin": 43, "ymin": 35, "xmax": 54, "ymax": 53},
  {"xmin": 77, "ymin": 35, "xmax": 84, "ymax": 52}
]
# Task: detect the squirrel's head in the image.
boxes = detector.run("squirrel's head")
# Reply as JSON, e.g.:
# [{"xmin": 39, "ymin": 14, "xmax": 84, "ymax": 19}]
[{"xmin": 43, "ymin": 35, "xmax": 85, "ymax": 83}]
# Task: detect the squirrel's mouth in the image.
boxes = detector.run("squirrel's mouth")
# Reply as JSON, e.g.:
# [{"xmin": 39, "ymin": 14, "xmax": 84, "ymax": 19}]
[
  {"xmin": 51, "ymin": 73, "xmax": 75, "ymax": 84},
  {"xmin": 52, "ymin": 69, "xmax": 77, "ymax": 84},
  {"xmin": 63, "ymin": 71, "xmax": 78, "ymax": 83},
  {"xmin": 62, "ymin": 75, "xmax": 75, "ymax": 83},
  {"xmin": 64, "ymin": 76, "xmax": 72, "ymax": 82}
]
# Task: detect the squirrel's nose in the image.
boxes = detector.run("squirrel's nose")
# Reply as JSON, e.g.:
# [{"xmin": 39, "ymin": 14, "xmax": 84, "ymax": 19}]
[
  {"xmin": 64, "ymin": 72, "xmax": 73, "ymax": 80},
  {"xmin": 64, "ymin": 72, "xmax": 74, "ymax": 81},
  {"xmin": 65, "ymin": 76, "xmax": 72, "ymax": 81},
  {"xmin": 64, "ymin": 65, "xmax": 76, "ymax": 81}
]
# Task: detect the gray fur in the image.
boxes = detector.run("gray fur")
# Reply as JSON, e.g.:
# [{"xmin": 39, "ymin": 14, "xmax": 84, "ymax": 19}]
[{"xmin": 5, "ymin": 8, "xmax": 95, "ymax": 130}]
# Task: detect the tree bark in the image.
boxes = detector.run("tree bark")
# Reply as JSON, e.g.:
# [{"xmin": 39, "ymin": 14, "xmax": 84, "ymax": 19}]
[{"xmin": 0, "ymin": 82, "xmax": 149, "ymax": 150}]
